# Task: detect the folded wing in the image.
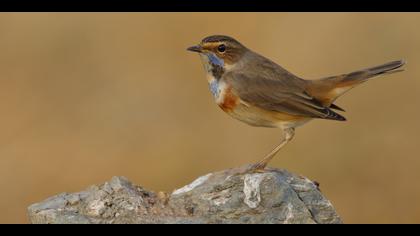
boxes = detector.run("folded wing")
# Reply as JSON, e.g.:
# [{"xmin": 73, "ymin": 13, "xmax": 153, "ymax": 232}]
[{"xmin": 226, "ymin": 72, "xmax": 346, "ymax": 121}]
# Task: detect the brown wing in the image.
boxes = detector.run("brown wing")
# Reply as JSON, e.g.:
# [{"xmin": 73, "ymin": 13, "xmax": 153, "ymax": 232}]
[{"xmin": 225, "ymin": 72, "xmax": 346, "ymax": 121}]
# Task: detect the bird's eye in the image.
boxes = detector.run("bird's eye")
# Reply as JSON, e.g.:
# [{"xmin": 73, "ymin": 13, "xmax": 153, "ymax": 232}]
[{"xmin": 217, "ymin": 44, "xmax": 226, "ymax": 53}]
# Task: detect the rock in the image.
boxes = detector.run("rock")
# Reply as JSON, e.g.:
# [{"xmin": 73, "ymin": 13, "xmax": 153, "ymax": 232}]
[{"xmin": 27, "ymin": 166, "xmax": 342, "ymax": 224}]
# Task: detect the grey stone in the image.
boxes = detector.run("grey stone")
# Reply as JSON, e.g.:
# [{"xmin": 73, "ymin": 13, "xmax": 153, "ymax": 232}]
[{"xmin": 27, "ymin": 166, "xmax": 342, "ymax": 224}]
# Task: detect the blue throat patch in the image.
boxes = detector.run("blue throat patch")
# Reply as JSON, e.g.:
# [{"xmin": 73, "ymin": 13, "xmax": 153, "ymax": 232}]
[
  {"xmin": 209, "ymin": 80, "xmax": 220, "ymax": 98},
  {"xmin": 206, "ymin": 53, "xmax": 225, "ymax": 79},
  {"xmin": 207, "ymin": 53, "xmax": 224, "ymax": 67},
  {"xmin": 205, "ymin": 53, "xmax": 224, "ymax": 98}
]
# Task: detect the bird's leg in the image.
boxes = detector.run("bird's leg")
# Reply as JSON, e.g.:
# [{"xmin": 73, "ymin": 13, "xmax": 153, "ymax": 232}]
[{"xmin": 247, "ymin": 128, "xmax": 295, "ymax": 172}]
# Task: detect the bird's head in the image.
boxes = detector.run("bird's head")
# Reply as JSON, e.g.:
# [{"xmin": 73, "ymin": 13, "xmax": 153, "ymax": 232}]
[{"xmin": 187, "ymin": 35, "xmax": 247, "ymax": 77}]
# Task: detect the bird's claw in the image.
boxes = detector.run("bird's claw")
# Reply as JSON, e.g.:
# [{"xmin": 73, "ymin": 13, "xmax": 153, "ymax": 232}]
[{"xmin": 245, "ymin": 162, "xmax": 268, "ymax": 173}]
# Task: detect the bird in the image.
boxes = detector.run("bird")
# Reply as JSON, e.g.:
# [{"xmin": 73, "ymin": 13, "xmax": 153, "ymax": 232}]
[{"xmin": 187, "ymin": 35, "xmax": 405, "ymax": 172}]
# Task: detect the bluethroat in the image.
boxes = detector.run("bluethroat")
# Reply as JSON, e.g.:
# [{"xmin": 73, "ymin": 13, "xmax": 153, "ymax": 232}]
[{"xmin": 187, "ymin": 35, "xmax": 405, "ymax": 172}]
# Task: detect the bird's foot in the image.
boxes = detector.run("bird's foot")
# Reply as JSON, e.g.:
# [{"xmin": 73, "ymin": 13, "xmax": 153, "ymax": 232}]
[{"xmin": 244, "ymin": 162, "xmax": 269, "ymax": 174}]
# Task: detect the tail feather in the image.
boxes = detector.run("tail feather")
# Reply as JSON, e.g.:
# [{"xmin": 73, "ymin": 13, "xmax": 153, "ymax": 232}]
[
  {"xmin": 341, "ymin": 60, "xmax": 405, "ymax": 83},
  {"xmin": 329, "ymin": 103, "xmax": 345, "ymax": 112},
  {"xmin": 307, "ymin": 60, "xmax": 406, "ymax": 106}
]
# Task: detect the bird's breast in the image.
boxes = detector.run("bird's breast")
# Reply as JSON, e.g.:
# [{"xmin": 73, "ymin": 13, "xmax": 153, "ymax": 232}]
[
  {"xmin": 207, "ymin": 77, "xmax": 239, "ymax": 113},
  {"xmin": 206, "ymin": 76, "xmax": 309, "ymax": 128}
]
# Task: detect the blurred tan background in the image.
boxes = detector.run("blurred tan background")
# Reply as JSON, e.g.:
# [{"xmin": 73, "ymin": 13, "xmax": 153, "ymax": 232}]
[{"xmin": 0, "ymin": 13, "xmax": 419, "ymax": 224}]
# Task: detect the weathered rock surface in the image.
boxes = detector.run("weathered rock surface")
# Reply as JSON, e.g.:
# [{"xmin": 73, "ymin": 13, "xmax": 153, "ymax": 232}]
[{"xmin": 28, "ymin": 166, "xmax": 342, "ymax": 224}]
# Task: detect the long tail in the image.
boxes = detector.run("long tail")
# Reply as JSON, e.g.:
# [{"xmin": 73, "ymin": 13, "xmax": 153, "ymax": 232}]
[{"xmin": 307, "ymin": 60, "xmax": 406, "ymax": 107}]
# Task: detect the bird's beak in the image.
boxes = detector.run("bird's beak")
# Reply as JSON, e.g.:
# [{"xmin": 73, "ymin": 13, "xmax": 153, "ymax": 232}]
[{"xmin": 187, "ymin": 45, "xmax": 203, "ymax": 53}]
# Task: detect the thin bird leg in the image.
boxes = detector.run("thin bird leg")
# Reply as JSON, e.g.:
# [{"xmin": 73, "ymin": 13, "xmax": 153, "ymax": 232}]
[{"xmin": 248, "ymin": 128, "xmax": 295, "ymax": 172}]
